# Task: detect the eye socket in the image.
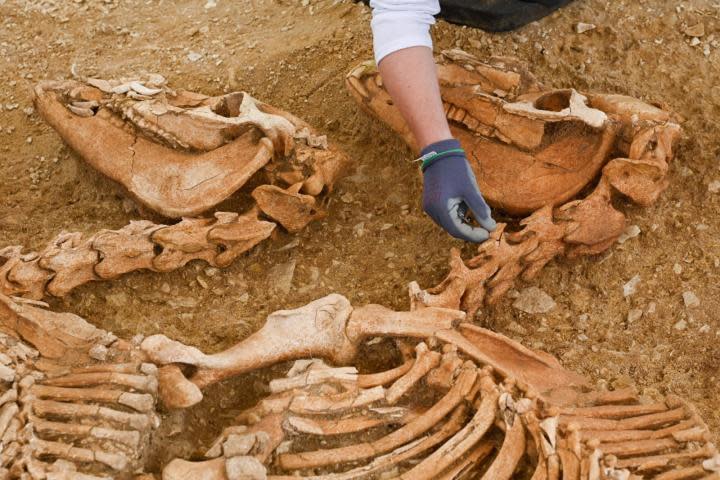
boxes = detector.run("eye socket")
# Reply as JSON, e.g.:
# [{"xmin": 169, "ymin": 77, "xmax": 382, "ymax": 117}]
[{"xmin": 533, "ymin": 90, "xmax": 572, "ymax": 112}]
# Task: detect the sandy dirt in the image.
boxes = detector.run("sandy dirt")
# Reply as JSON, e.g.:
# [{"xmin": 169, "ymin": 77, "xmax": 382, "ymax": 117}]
[{"xmin": 1, "ymin": 0, "xmax": 719, "ymax": 467}]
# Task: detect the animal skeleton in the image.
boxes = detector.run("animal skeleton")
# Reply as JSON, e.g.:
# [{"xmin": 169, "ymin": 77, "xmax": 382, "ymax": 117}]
[
  {"xmin": 346, "ymin": 49, "xmax": 681, "ymax": 316},
  {"xmin": 0, "ymin": 76, "xmax": 347, "ymax": 300},
  {"xmin": 0, "ymin": 61, "xmax": 716, "ymax": 479},
  {"xmin": 0, "ymin": 292, "xmax": 716, "ymax": 479}
]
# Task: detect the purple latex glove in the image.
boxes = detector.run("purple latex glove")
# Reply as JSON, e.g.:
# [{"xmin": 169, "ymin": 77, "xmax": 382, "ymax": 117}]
[{"xmin": 420, "ymin": 139, "xmax": 496, "ymax": 243}]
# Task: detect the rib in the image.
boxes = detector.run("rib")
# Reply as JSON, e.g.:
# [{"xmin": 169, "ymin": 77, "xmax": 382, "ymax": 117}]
[
  {"xmin": 398, "ymin": 374, "xmax": 498, "ymax": 479},
  {"xmin": 356, "ymin": 359, "xmax": 413, "ymax": 388},
  {"xmin": 385, "ymin": 343, "xmax": 440, "ymax": 404},
  {"xmin": 277, "ymin": 365, "xmax": 478, "ymax": 470},
  {"xmin": 31, "ymin": 385, "xmax": 154, "ymax": 412},
  {"xmin": 32, "ymin": 399, "xmax": 156, "ymax": 430}
]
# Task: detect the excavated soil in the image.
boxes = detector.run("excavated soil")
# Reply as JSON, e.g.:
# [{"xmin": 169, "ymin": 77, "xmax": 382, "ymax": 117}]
[{"xmin": 1, "ymin": 0, "xmax": 719, "ymax": 467}]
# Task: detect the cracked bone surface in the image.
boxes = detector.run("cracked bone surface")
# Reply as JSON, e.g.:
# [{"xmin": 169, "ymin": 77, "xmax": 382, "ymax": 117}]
[
  {"xmin": 33, "ymin": 76, "xmax": 348, "ymax": 219},
  {"xmin": 137, "ymin": 293, "xmax": 718, "ymax": 480},
  {"xmin": 0, "ymin": 293, "xmax": 159, "ymax": 478},
  {"xmin": 346, "ymin": 50, "xmax": 681, "ymax": 317}
]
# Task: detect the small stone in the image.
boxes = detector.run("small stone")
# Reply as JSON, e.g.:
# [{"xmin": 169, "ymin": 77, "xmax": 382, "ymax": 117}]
[
  {"xmin": 627, "ymin": 308, "xmax": 643, "ymax": 323},
  {"xmin": 0, "ymin": 365, "xmax": 15, "ymax": 383},
  {"xmin": 673, "ymin": 263, "xmax": 683, "ymax": 275},
  {"xmin": 160, "ymin": 283, "xmax": 171, "ymax": 294},
  {"xmin": 690, "ymin": 37, "xmax": 701, "ymax": 46},
  {"xmin": 646, "ymin": 302, "xmax": 657, "ymax": 315},
  {"xmin": 238, "ymin": 292, "xmax": 249, "ymax": 303},
  {"xmin": 23, "ymin": 106, "xmax": 34, "ymax": 116},
  {"xmin": 577, "ymin": 333, "xmax": 589, "ymax": 342},
  {"xmin": 269, "ymin": 260, "xmax": 296, "ymax": 294},
  {"xmin": 204, "ymin": 0, "xmax": 217, "ymax": 9},
  {"xmin": 223, "ymin": 433, "xmax": 256, "ymax": 457},
  {"xmin": 224, "ymin": 456, "xmax": 266, "ymax": 480},
  {"xmin": 187, "ymin": 51, "xmax": 203, "ymax": 62},
  {"xmin": 617, "ymin": 225, "xmax": 641, "ymax": 244},
  {"xmin": 506, "ymin": 321, "xmax": 527, "ymax": 335},
  {"xmin": 576, "ymin": 22, "xmax": 596, "ymax": 33},
  {"xmin": 26, "ymin": 137, "xmax": 32, "ymax": 144},
  {"xmin": 380, "ymin": 223, "xmax": 394, "ymax": 231},
  {"xmin": 577, "ymin": 313, "xmax": 589, "ymax": 329},
  {"xmin": 89, "ymin": 344, "xmax": 108, "ymax": 361},
  {"xmin": 512, "ymin": 287, "xmax": 556, "ymax": 314},
  {"xmin": 708, "ymin": 180, "xmax": 720, "ymax": 193},
  {"xmin": 196, "ymin": 276, "xmax": 209, "ymax": 289},
  {"xmin": 341, "ymin": 192, "xmax": 354, "ymax": 203},
  {"xmin": 682, "ymin": 291, "xmax": 700, "ymax": 308},
  {"xmin": 684, "ymin": 23, "xmax": 705, "ymax": 37},
  {"xmin": 353, "ymin": 222, "xmax": 365, "ymax": 237},
  {"xmin": 673, "ymin": 319, "xmax": 687, "ymax": 331},
  {"xmin": 205, "ymin": 267, "xmax": 219, "ymax": 277},
  {"xmin": 623, "ymin": 275, "xmax": 641, "ymax": 297},
  {"xmin": 699, "ymin": 324, "xmax": 711, "ymax": 334}
]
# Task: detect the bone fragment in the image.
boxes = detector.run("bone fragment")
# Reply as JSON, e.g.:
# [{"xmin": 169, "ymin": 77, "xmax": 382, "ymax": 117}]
[{"xmin": 385, "ymin": 342, "xmax": 440, "ymax": 404}]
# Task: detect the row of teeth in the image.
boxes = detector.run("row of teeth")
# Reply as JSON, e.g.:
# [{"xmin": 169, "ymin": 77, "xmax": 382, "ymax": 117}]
[{"xmin": 443, "ymin": 102, "xmax": 481, "ymax": 131}]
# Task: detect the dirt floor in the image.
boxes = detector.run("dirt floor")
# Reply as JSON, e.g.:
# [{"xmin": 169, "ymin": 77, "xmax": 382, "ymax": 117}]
[{"xmin": 1, "ymin": 0, "xmax": 719, "ymax": 468}]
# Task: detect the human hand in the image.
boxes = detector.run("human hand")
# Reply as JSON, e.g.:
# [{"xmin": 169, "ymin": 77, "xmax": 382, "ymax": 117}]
[{"xmin": 420, "ymin": 139, "xmax": 496, "ymax": 243}]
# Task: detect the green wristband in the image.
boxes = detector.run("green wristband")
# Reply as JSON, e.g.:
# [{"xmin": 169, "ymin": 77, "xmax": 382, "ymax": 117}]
[{"xmin": 418, "ymin": 148, "xmax": 465, "ymax": 172}]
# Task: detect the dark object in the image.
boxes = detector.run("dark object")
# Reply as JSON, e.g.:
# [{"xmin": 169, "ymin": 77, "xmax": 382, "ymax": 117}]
[
  {"xmin": 358, "ymin": 0, "xmax": 574, "ymax": 32},
  {"xmin": 438, "ymin": 0, "xmax": 574, "ymax": 31}
]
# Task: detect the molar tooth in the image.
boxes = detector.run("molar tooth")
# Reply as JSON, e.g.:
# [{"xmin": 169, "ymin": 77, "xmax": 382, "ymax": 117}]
[
  {"xmin": 450, "ymin": 107, "xmax": 466, "ymax": 123},
  {"xmin": 464, "ymin": 115, "xmax": 480, "ymax": 130}
]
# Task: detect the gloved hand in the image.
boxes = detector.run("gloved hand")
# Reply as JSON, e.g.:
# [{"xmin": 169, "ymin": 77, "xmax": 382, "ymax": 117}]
[{"xmin": 420, "ymin": 139, "xmax": 496, "ymax": 243}]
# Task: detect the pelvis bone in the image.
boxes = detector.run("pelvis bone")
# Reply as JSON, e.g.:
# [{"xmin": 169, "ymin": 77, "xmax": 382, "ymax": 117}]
[
  {"xmin": 2, "ymin": 292, "xmax": 711, "ymax": 479},
  {"xmin": 34, "ymin": 74, "xmax": 348, "ymax": 218},
  {"xmin": 347, "ymin": 50, "xmax": 681, "ymax": 317}
]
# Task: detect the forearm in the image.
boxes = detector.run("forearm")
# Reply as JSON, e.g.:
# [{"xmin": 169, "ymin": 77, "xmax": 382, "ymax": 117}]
[
  {"xmin": 370, "ymin": 0, "xmax": 451, "ymax": 150},
  {"xmin": 377, "ymin": 46, "xmax": 451, "ymax": 149}
]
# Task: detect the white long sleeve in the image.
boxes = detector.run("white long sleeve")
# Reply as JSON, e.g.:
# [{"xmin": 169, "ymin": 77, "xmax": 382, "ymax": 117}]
[{"xmin": 370, "ymin": 0, "xmax": 440, "ymax": 64}]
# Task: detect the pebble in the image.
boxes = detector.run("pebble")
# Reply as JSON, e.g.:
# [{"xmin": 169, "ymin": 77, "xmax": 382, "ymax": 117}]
[
  {"xmin": 623, "ymin": 275, "xmax": 640, "ymax": 297},
  {"xmin": 708, "ymin": 180, "xmax": 720, "ymax": 193},
  {"xmin": 225, "ymin": 456, "xmax": 266, "ymax": 480},
  {"xmin": 512, "ymin": 287, "xmax": 556, "ymax": 314},
  {"xmin": 682, "ymin": 291, "xmax": 700, "ymax": 308},
  {"xmin": 674, "ymin": 319, "xmax": 687, "ymax": 331},
  {"xmin": 187, "ymin": 52, "xmax": 203, "ymax": 62},
  {"xmin": 269, "ymin": 260, "xmax": 296, "ymax": 294},
  {"xmin": 89, "ymin": 344, "xmax": 109, "ymax": 361},
  {"xmin": 196, "ymin": 276, "xmax": 208, "ymax": 289},
  {"xmin": 684, "ymin": 23, "xmax": 705, "ymax": 37},
  {"xmin": 673, "ymin": 263, "xmax": 682, "ymax": 275},
  {"xmin": 223, "ymin": 433, "xmax": 258, "ymax": 457},
  {"xmin": 617, "ymin": 225, "xmax": 641, "ymax": 244},
  {"xmin": 0, "ymin": 365, "xmax": 15, "ymax": 383},
  {"xmin": 627, "ymin": 308, "xmax": 643, "ymax": 323},
  {"xmin": 576, "ymin": 22, "xmax": 596, "ymax": 34},
  {"xmin": 578, "ymin": 333, "xmax": 589, "ymax": 342},
  {"xmin": 204, "ymin": 0, "xmax": 217, "ymax": 9},
  {"xmin": 699, "ymin": 324, "xmax": 711, "ymax": 334},
  {"xmin": 506, "ymin": 321, "xmax": 528, "ymax": 335},
  {"xmin": 205, "ymin": 267, "xmax": 219, "ymax": 277}
]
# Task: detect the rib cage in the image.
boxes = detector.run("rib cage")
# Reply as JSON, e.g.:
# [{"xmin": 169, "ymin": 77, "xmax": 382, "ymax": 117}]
[
  {"xmin": 0, "ymin": 287, "xmax": 718, "ymax": 479},
  {"xmin": 0, "ymin": 317, "xmax": 159, "ymax": 479}
]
